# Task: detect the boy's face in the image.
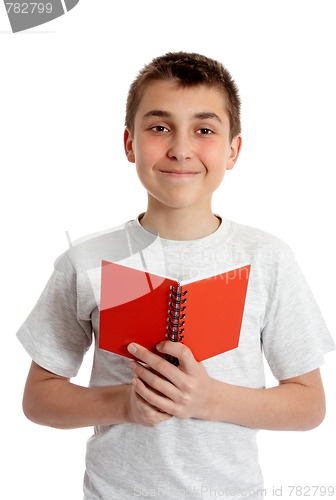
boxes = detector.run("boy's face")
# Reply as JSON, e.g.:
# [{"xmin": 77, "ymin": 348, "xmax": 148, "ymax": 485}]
[{"xmin": 124, "ymin": 80, "xmax": 241, "ymax": 214}]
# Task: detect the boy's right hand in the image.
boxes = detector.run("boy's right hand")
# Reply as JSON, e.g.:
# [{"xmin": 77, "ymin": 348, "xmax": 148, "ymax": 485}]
[{"xmin": 126, "ymin": 376, "xmax": 172, "ymax": 427}]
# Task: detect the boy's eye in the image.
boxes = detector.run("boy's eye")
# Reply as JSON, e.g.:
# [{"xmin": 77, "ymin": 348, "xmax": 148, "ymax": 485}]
[
  {"xmin": 151, "ymin": 125, "xmax": 169, "ymax": 133},
  {"xmin": 197, "ymin": 128, "xmax": 213, "ymax": 135}
]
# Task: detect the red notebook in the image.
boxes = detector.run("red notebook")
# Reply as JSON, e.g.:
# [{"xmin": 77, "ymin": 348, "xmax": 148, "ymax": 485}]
[{"xmin": 99, "ymin": 260, "xmax": 251, "ymax": 362}]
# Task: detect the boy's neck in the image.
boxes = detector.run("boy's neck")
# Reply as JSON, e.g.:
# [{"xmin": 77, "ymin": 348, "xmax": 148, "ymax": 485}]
[{"xmin": 139, "ymin": 206, "xmax": 221, "ymax": 241}]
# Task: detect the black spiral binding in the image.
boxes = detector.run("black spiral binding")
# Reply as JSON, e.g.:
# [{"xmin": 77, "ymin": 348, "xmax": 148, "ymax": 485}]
[{"xmin": 165, "ymin": 285, "xmax": 188, "ymax": 366}]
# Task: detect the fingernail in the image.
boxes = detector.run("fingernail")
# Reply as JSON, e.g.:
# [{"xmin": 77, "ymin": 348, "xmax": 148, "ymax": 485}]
[{"xmin": 127, "ymin": 343, "xmax": 137, "ymax": 355}]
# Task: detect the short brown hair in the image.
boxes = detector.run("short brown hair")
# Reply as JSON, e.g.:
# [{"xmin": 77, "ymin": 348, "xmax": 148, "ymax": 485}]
[{"xmin": 125, "ymin": 51, "xmax": 241, "ymax": 140}]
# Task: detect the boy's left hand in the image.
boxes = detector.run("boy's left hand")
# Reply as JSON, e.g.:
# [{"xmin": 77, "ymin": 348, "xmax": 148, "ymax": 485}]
[{"xmin": 127, "ymin": 341, "xmax": 215, "ymax": 420}]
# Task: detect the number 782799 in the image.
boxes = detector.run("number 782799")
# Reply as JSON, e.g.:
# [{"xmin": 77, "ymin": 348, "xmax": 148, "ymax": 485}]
[
  {"xmin": 6, "ymin": 3, "xmax": 53, "ymax": 14},
  {"xmin": 288, "ymin": 485, "xmax": 335, "ymax": 496}
]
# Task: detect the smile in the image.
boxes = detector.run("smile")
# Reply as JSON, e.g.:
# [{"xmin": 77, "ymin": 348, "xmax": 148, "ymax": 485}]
[{"xmin": 159, "ymin": 170, "xmax": 201, "ymax": 177}]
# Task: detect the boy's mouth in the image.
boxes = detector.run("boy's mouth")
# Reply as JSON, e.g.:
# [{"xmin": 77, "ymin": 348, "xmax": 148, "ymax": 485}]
[{"xmin": 159, "ymin": 169, "xmax": 201, "ymax": 176}]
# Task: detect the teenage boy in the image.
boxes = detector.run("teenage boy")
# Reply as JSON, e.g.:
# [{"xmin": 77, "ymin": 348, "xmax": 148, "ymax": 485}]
[{"xmin": 18, "ymin": 52, "xmax": 335, "ymax": 500}]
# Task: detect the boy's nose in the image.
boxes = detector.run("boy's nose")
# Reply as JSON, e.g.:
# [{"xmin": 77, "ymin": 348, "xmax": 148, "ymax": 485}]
[{"xmin": 167, "ymin": 134, "xmax": 193, "ymax": 161}]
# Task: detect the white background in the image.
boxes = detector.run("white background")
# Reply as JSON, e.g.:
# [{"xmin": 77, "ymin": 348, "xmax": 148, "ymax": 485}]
[{"xmin": 1, "ymin": 0, "xmax": 335, "ymax": 498}]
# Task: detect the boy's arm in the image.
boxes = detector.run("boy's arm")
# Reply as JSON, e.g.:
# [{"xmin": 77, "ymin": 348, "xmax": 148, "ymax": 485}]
[
  {"xmin": 22, "ymin": 361, "xmax": 171, "ymax": 429},
  {"xmin": 128, "ymin": 342, "xmax": 326, "ymax": 431}
]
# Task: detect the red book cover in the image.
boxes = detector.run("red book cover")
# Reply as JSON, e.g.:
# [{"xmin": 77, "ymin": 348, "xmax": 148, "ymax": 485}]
[{"xmin": 99, "ymin": 261, "xmax": 251, "ymax": 362}]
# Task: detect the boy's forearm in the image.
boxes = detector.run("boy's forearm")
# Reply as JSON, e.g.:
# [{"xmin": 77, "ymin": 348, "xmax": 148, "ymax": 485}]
[
  {"xmin": 204, "ymin": 373, "xmax": 325, "ymax": 431},
  {"xmin": 23, "ymin": 378, "xmax": 131, "ymax": 429}
]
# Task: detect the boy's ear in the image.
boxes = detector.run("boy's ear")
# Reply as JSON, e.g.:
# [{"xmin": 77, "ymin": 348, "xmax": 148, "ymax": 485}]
[
  {"xmin": 226, "ymin": 134, "xmax": 242, "ymax": 170},
  {"xmin": 124, "ymin": 128, "xmax": 135, "ymax": 163}
]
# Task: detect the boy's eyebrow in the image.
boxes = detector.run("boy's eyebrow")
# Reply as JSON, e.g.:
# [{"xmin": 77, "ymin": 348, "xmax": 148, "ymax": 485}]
[
  {"xmin": 142, "ymin": 110, "xmax": 223, "ymax": 124},
  {"xmin": 193, "ymin": 112, "xmax": 223, "ymax": 124},
  {"xmin": 143, "ymin": 110, "xmax": 171, "ymax": 119}
]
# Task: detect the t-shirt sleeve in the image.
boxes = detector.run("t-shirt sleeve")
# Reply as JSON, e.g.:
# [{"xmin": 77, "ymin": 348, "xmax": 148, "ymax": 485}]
[
  {"xmin": 16, "ymin": 251, "xmax": 93, "ymax": 378},
  {"xmin": 261, "ymin": 246, "xmax": 335, "ymax": 381}
]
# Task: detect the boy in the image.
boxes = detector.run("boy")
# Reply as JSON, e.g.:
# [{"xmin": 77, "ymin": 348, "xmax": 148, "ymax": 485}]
[{"xmin": 18, "ymin": 52, "xmax": 335, "ymax": 499}]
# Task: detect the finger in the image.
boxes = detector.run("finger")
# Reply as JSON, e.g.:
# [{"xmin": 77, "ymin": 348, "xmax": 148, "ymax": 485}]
[
  {"xmin": 127, "ymin": 343, "xmax": 181, "ymax": 384},
  {"xmin": 130, "ymin": 361, "xmax": 178, "ymax": 401},
  {"xmin": 155, "ymin": 341, "xmax": 198, "ymax": 375},
  {"xmin": 132, "ymin": 386, "xmax": 172, "ymax": 426},
  {"xmin": 132, "ymin": 377, "xmax": 175, "ymax": 415}
]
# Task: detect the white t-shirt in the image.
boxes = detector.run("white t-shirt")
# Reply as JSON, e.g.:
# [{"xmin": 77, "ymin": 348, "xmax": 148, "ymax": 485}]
[{"xmin": 17, "ymin": 217, "xmax": 335, "ymax": 499}]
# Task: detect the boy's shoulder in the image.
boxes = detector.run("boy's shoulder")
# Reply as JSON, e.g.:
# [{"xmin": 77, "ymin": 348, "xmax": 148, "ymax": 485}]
[
  {"xmin": 54, "ymin": 221, "xmax": 132, "ymax": 274},
  {"xmin": 227, "ymin": 218, "xmax": 293, "ymax": 260},
  {"xmin": 54, "ymin": 218, "xmax": 157, "ymax": 274}
]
